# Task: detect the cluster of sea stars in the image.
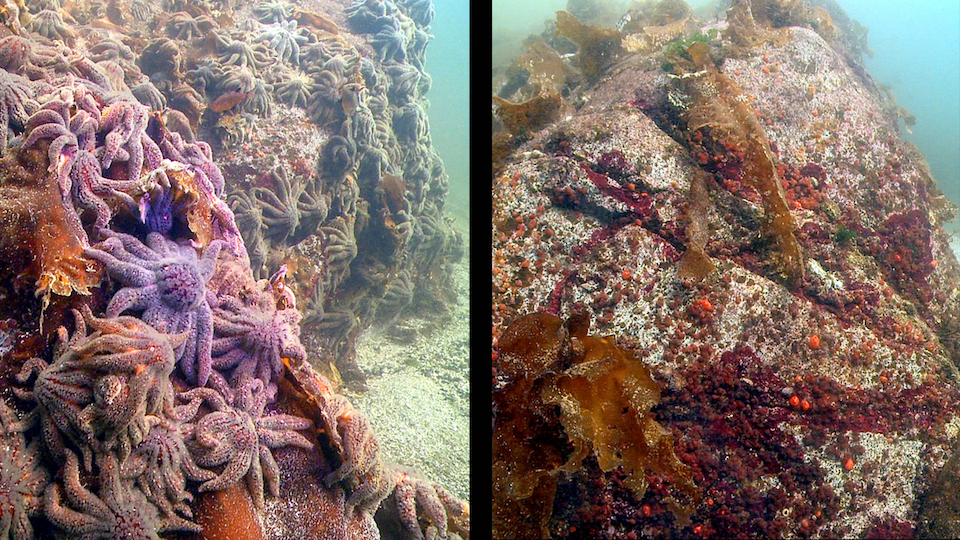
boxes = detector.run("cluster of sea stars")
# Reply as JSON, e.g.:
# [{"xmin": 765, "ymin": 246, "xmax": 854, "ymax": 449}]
[{"xmin": 0, "ymin": 47, "xmax": 467, "ymax": 539}]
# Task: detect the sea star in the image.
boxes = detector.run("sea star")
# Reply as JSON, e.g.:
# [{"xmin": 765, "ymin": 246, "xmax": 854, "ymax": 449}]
[
  {"xmin": 0, "ymin": 69, "xmax": 37, "ymax": 153},
  {"xmin": 210, "ymin": 277, "xmax": 306, "ymax": 392},
  {"xmin": 0, "ymin": 399, "xmax": 49, "ymax": 540},
  {"xmin": 83, "ymin": 231, "xmax": 224, "ymax": 386},
  {"xmin": 254, "ymin": 164, "xmax": 305, "ymax": 246},
  {"xmin": 257, "ymin": 20, "xmax": 310, "ymax": 67},
  {"xmin": 15, "ymin": 306, "xmax": 182, "ymax": 469},
  {"xmin": 44, "ymin": 450, "xmax": 200, "ymax": 539},
  {"xmin": 182, "ymin": 382, "xmax": 314, "ymax": 510}
]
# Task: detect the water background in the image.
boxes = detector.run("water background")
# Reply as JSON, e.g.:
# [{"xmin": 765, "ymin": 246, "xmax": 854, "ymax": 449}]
[{"xmin": 426, "ymin": 0, "xmax": 471, "ymax": 223}]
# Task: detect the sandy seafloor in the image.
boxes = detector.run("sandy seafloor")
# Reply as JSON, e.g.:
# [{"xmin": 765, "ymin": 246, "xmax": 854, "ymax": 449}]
[{"xmin": 347, "ymin": 203, "xmax": 470, "ymax": 500}]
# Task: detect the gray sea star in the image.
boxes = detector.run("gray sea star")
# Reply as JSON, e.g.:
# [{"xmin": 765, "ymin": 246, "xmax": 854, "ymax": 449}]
[
  {"xmin": 228, "ymin": 189, "xmax": 269, "ymax": 278},
  {"xmin": 83, "ymin": 232, "xmax": 224, "ymax": 386},
  {"xmin": 241, "ymin": 77, "xmax": 274, "ymax": 118},
  {"xmin": 27, "ymin": 9, "xmax": 76, "ymax": 44},
  {"xmin": 130, "ymin": 81, "xmax": 167, "ymax": 112},
  {"xmin": 131, "ymin": 0, "xmax": 153, "ymax": 21},
  {"xmin": 184, "ymin": 57, "xmax": 224, "ymax": 96},
  {"xmin": 253, "ymin": 0, "xmax": 295, "ymax": 24},
  {"xmin": 215, "ymin": 36, "xmax": 271, "ymax": 77},
  {"xmin": 388, "ymin": 465, "xmax": 469, "ymax": 540},
  {"xmin": 345, "ymin": 0, "xmax": 399, "ymax": 34},
  {"xmin": 273, "ymin": 69, "xmax": 316, "ymax": 108},
  {"xmin": 370, "ymin": 18, "xmax": 408, "ymax": 63},
  {"xmin": 166, "ymin": 11, "xmax": 218, "ymax": 41},
  {"xmin": 15, "ymin": 306, "xmax": 182, "ymax": 469},
  {"xmin": 401, "ymin": 0, "xmax": 435, "ymax": 28},
  {"xmin": 0, "ymin": 69, "xmax": 37, "ymax": 153},
  {"xmin": 98, "ymin": 98, "xmax": 160, "ymax": 181},
  {"xmin": 257, "ymin": 20, "xmax": 310, "ymax": 67},
  {"xmin": 253, "ymin": 164, "xmax": 304, "ymax": 246},
  {"xmin": 384, "ymin": 60, "xmax": 421, "ymax": 105}
]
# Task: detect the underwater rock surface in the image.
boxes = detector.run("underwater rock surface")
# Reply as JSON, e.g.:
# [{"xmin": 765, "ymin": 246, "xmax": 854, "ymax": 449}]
[
  {"xmin": 0, "ymin": 0, "xmax": 467, "ymax": 538},
  {"xmin": 493, "ymin": 1, "xmax": 960, "ymax": 538}
]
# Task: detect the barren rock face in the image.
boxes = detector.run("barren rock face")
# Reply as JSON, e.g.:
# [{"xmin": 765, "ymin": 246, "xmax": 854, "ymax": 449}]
[{"xmin": 493, "ymin": 5, "xmax": 960, "ymax": 539}]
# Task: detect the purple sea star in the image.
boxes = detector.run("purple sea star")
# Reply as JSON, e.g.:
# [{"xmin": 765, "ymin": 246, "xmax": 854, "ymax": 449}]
[
  {"xmin": 0, "ymin": 69, "xmax": 37, "ymax": 153},
  {"xmin": 98, "ymin": 99, "xmax": 156, "ymax": 181},
  {"xmin": 83, "ymin": 231, "xmax": 224, "ymax": 386},
  {"xmin": 182, "ymin": 381, "xmax": 314, "ymax": 510},
  {"xmin": 210, "ymin": 275, "xmax": 306, "ymax": 393}
]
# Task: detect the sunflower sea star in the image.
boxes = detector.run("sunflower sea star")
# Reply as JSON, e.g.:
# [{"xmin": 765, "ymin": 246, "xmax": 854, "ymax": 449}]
[
  {"xmin": 0, "ymin": 399, "xmax": 49, "ymax": 540},
  {"xmin": 44, "ymin": 450, "xmax": 200, "ymax": 538},
  {"xmin": 182, "ymin": 382, "xmax": 314, "ymax": 510},
  {"xmin": 83, "ymin": 232, "xmax": 224, "ymax": 386}
]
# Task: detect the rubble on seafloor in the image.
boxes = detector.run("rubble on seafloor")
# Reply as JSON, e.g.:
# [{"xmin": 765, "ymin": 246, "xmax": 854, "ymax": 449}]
[
  {"xmin": 0, "ymin": 0, "xmax": 468, "ymax": 539},
  {"xmin": 492, "ymin": 1, "xmax": 960, "ymax": 538}
]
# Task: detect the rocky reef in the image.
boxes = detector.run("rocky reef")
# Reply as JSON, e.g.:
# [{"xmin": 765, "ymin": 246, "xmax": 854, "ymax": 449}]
[
  {"xmin": 493, "ymin": 0, "xmax": 960, "ymax": 538},
  {"xmin": 0, "ymin": 0, "xmax": 467, "ymax": 538}
]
